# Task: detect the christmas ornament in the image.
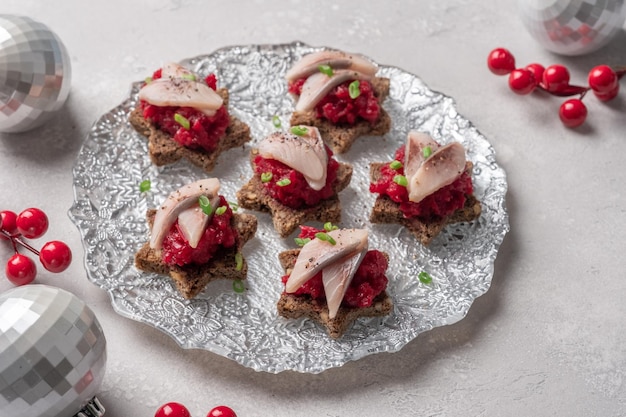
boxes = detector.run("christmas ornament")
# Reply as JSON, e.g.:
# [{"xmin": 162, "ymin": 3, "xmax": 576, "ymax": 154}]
[
  {"xmin": 0, "ymin": 285, "xmax": 107, "ymax": 417},
  {"xmin": 0, "ymin": 15, "xmax": 72, "ymax": 133},
  {"xmin": 518, "ymin": 0, "xmax": 626, "ymax": 55}
]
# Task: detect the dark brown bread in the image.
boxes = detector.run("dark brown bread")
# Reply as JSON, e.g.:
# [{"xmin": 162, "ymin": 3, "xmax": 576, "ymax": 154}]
[
  {"xmin": 289, "ymin": 77, "xmax": 392, "ymax": 154},
  {"xmin": 129, "ymin": 88, "xmax": 251, "ymax": 173},
  {"xmin": 369, "ymin": 161, "xmax": 482, "ymax": 246},
  {"xmin": 236, "ymin": 150, "xmax": 353, "ymax": 237},
  {"xmin": 276, "ymin": 249, "xmax": 393, "ymax": 339},
  {"xmin": 134, "ymin": 209, "xmax": 257, "ymax": 299}
]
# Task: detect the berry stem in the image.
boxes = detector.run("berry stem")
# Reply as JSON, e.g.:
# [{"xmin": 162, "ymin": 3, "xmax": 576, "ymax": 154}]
[{"xmin": 0, "ymin": 229, "xmax": 40, "ymax": 256}]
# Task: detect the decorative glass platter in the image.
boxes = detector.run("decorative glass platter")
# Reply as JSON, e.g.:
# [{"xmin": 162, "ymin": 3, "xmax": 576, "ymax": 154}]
[{"xmin": 69, "ymin": 42, "xmax": 509, "ymax": 374}]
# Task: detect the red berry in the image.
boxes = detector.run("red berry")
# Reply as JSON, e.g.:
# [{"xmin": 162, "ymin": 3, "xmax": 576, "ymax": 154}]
[
  {"xmin": 6, "ymin": 253, "xmax": 37, "ymax": 285},
  {"xmin": 16, "ymin": 208, "xmax": 48, "ymax": 239},
  {"xmin": 542, "ymin": 65, "xmax": 570, "ymax": 93},
  {"xmin": 594, "ymin": 84, "xmax": 620, "ymax": 101},
  {"xmin": 588, "ymin": 65, "xmax": 618, "ymax": 94},
  {"xmin": 525, "ymin": 63, "xmax": 545, "ymax": 85},
  {"xmin": 39, "ymin": 240, "xmax": 72, "ymax": 273},
  {"xmin": 559, "ymin": 99, "xmax": 587, "ymax": 128},
  {"xmin": 0, "ymin": 210, "xmax": 18, "ymax": 240},
  {"xmin": 508, "ymin": 68, "xmax": 537, "ymax": 95},
  {"xmin": 207, "ymin": 405, "xmax": 237, "ymax": 417},
  {"xmin": 487, "ymin": 48, "xmax": 516, "ymax": 75},
  {"xmin": 155, "ymin": 402, "xmax": 191, "ymax": 417}
]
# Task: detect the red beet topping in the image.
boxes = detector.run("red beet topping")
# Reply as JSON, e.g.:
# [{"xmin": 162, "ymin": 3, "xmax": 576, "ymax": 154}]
[
  {"xmin": 281, "ymin": 226, "xmax": 388, "ymax": 309},
  {"xmin": 253, "ymin": 146, "xmax": 340, "ymax": 209},
  {"xmin": 161, "ymin": 196, "xmax": 237, "ymax": 267},
  {"xmin": 369, "ymin": 145, "xmax": 473, "ymax": 220},
  {"xmin": 289, "ymin": 77, "xmax": 380, "ymax": 125},
  {"xmin": 139, "ymin": 69, "xmax": 230, "ymax": 153}
]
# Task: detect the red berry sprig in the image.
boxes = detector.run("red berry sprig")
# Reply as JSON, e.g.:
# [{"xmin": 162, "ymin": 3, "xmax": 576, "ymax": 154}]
[
  {"xmin": 1, "ymin": 208, "xmax": 72, "ymax": 285},
  {"xmin": 155, "ymin": 402, "xmax": 237, "ymax": 417},
  {"xmin": 487, "ymin": 47, "xmax": 626, "ymax": 128}
]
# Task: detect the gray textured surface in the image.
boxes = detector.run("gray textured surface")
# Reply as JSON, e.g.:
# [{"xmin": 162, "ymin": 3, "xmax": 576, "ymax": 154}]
[{"xmin": 1, "ymin": 1, "xmax": 625, "ymax": 416}]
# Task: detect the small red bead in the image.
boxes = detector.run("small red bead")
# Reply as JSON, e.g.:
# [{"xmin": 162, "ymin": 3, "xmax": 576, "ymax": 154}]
[
  {"xmin": 39, "ymin": 240, "xmax": 72, "ymax": 273},
  {"xmin": 542, "ymin": 65, "xmax": 570, "ymax": 93},
  {"xmin": 155, "ymin": 402, "xmax": 191, "ymax": 417},
  {"xmin": 588, "ymin": 65, "xmax": 618, "ymax": 94},
  {"xmin": 207, "ymin": 405, "xmax": 237, "ymax": 417},
  {"xmin": 487, "ymin": 48, "xmax": 516, "ymax": 75},
  {"xmin": 559, "ymin": 99, "xmax": 587, "ymax": 128},
  {"xmin": 6, "ymin": 253, "xmax": 37, "ymax": 286},
  {"xmin": 16, "ymin": 208, "xmax": 48, "ymax": 239},
  {"xmin": 508, "ymin": 68, "xmax": 537, "ymax": 95},
  {"xmin": 0, "ymin": 210, "xmax": 18, "ymax": 240},
  {"xmin": 525, "ymin": 63, "xmax": 545, "ymax": 86},
  {"xmin": 593, "ymin": 84, "xmax": 620, "ymax": 101}
]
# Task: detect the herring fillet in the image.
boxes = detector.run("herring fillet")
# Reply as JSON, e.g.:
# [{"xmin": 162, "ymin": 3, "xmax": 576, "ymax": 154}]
[
  {"xmin": 285, "ymin": 50, "xmax": 378, "ymax": 82},
  {"xmin": 295, "ymin": 69, "xmax": 373, "ymax": 112},
  {"xmin": 322, "ymin": 248, "xmax": 368, "ymax": 319},
  {"xmin": 407, "ymin": 142, "xmax": 466, "ymax": 203},
  {"xmin": 138, "ymin": 77, "xmax": 223, "ymax": 116}
]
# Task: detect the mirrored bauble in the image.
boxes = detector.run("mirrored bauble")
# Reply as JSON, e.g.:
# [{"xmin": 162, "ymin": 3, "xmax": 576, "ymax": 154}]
[
  {"xmin": 0, "ymin": 285, "xmax": 107, "ymax": 417},
  {"xmin": 519, "ymin": 0, "xmax": 626, "ymax": 55},
  {"xmin": 0, "ymin": 15, "xmax": 72, "ymax": 133}
]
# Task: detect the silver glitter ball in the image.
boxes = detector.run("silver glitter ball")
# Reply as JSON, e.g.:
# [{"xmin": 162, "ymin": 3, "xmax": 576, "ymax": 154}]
[
  {"xmin": 519, "ymin": 0, "xmax": 626, "ymax": 55},
  {"xmin": 0, "ymin": 15, "xmax": 71, "ymax": 133},
  {"xmin": 0, "ymin": 285, "xmax": 107, "ymax": 417}
]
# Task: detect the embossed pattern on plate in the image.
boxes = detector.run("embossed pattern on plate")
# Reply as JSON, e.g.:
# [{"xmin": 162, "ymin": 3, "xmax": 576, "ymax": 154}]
[{"xmin": 69, "ymin": 42, "xmax": 509, "ymax": 374}]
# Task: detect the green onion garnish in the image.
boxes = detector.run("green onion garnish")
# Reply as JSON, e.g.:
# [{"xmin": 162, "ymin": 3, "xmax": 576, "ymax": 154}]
[
  {"xmin": 198, "ymin": 195, "xmax": 214, "ymax": 216},
  {"xmin": 139, "ymin": 179, "xmax": 151, "ymax": 192},
  {"xmin": 174, "ymin": 113, "xmax": 190, "ymax": 130},
  {"xmin": 294, "ymin": 237, "xmax": 311, "ymax": 247},
  {"xmin": 349, "ymin": 80, "xmax": 361, "ymax": 99},
  {"xmin": 418, "ymin": 271, "xmax": 433, "ymax": 284},
  {"xmin": 233, "ymin": 279, "xmax": 245, "ymax": 293},
  {"xmin": 144, "ymin": 76, "xmax": 153, "ymax": 84},
  {"xmin": 228, "ymin": 201, "xmax": 239, "ymax": 211},
  {"xmin": 290, "ymin": 126, "xmax": 308, "ymax": 136},
  {"xmin": 181, "ymin": 73, "xmax": 196, "ymax": 81},
  {"xmin": 318, "ymin": 64, "xmax": 334, "ymax": 77},
  {"xmin": 215, "ymin": 206, "xmax": 227, "ymax": 215},
  {"xmin": 315, "ymin": 232, "xmax": 337, "ymax": 245},
  {"xmin": 323, "ymin": 222, "xmax": 338, "ymax": 232},
  {"xmin": 235, "ymin": 253, "xmax": 243, "ymax": 271},
  {"xmin": 390, "ymin": 160, "xmax": 403, "ymax": 170},
  {"xmin": 261, "ymin": 172, "xmax": 273, "ymax": 183},
  {"xmin": 272, "ymin": 115, "xmax": 282, "ymax": 128},
  {"xmin": 393, "ymin": 175, "xmax": 408, "ymax": 187},
  {"xmin": 277, "ymin": 178, "xmax": 291, "ymax": 186},
  {"xmin": 423, "ymin": 146, "xmax": 432, "ymax": 159}
]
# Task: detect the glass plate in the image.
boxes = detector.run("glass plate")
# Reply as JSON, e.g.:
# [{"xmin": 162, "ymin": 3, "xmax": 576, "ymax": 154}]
[{"xmin": 69, "ymin": 42, "xmax": 509, "ymax": 374}]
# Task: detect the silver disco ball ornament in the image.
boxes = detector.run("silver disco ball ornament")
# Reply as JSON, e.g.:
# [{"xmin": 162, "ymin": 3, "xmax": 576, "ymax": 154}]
[
  {"xmin": 519, "ymin": 0, "xmax": 626, "ymax": 55},
  {"xmin": 0, "ymin": 285, "xmax": 107, "ymax": 417},
  {"xmin": 0, "ymin": 15, "xmax": 71, "ymax": 133}
]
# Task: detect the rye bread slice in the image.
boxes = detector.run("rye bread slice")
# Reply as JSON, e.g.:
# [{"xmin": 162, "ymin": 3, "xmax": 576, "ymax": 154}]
[
  {"xmin": 369, "ymin": 161, "xmax": 482, "ymax": 246},
  {"xmin": 236, "ymin": 150, "xmax": 353, "ymax": 237},
  {"xmin": 129, "ymin": 87, "xmax": 251, "ymax": 173},
  {"xmin": 276, "ymin": 248, "xmax": 393, "ymax": 339},
  {"xmin": 289, "ymin": 77, "xmax": 392, "ymax": 154},
  {"xmin": 134, "ymin": 208, "xmax": 257, "ymax": 299}
]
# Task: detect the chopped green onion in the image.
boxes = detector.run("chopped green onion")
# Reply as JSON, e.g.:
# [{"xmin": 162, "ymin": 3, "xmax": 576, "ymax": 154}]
[
  {"xmin": 198, "ymin": 195, "xmax": 214, "ymax": 216},
  {"xmin": 418, "ymin": 271, "xmax": 433, "ymax": 284},
  {"xmin": 174, "ymin": 113, "xmax": 190, "ymax": 130},
  {"xmin": 290, "ymin": 126, "xmax": 308, "ymax": 136},
  {"xmin": 139, "ymin": 179, "xmax": 151, "ymax": 192},
  {"xmin": 277, "ymin": 178, "xmax": 291, "ymax": 186},
  {"xmin": 323, "ymin": 222, "xmax": 338, "ymax": 232},
  {"xmin": 235, "ymin": 253, "xmax": 243, "ymax": 271},
  {"xmin": 393, "ymin": 175, "xmax": 408, "ymax": 187},
  {"xmin": 423, "ymin": 146, "xmax": 432, "ymax": 159},
  {"xmin": 318, "ymin": 64, "xmax": 334, "ymax": 77},
  {"xmin": 272, "ymin": 115, "xmax": 282, "ymax": 128},
  {"xmin": 315, "ymin": 232, "xmax": 337, "ymax": 245},
  {"xmin": 261, "ymin": 172, "xmax": 273, "ymax": 183},
  {"xmin": 144, "ymin": 76, "xmax": 153, "ymax": 84},
  {"xmin": 215, "ymin": 206, "xmax": 227, "ymax": 215},
  {"xmin": 349, "ymin": 80, "xmax": 361, "ymax": 99},
  {"xmin": 233, "ymin": 279, "xmax": 245, "ymax": 293},
  {"xmin": 181, "ymin": 73, "xmax": 196, "ymax": 81},
  {"xmin": 294, "ymin": 237, "xmax": 311, "ymax": 247},
  {"xmin": 389, "ymin": 160, "xmax": 403, "ymax": 170},
  {"xmin": 228, "ymin": 201, "xmax": 239, "ymax": 211}
]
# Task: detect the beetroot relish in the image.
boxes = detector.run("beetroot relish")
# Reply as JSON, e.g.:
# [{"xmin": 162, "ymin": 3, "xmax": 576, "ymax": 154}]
[
  {"xmin": 161, "ymin": 196, "xmax": 237, "ymax": 267},
  {"xmin": 253, "ymin": 147, "xmax": 340, "ymax": 209},
  {"xmin": 289, "ymin": 78, "xmax": 380, "ymax": 125},
  {"xmin": 281, "ymin": 226, "xmax": 388, "ymax": 309},
  {"xmin": 139, "ymin": 69, "xmax": 230, "ymax": 153},
  {"xmin": 369, "ymin": 146, "xmax": 473, "ymax": 220}
]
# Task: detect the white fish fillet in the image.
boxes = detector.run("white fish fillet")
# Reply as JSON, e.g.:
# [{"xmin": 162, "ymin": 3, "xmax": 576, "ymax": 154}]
[
  {"xmin": 285, "ymin": 228, "xmax": 368, "ymax": 294},
  {"xmin": 150, "ymin": 178, "xmax": 220, "ymax": 251},
  {"xmin": 138, "ymin": 77, "xmax": 223, "ymax": 116},
  {"xmin": 406, "ymin": 142, "xmax": 466, "ymax": 203},
  {"xmin": 322, "ymin": 248, "xmax": 368, "ymax": 319},
  {"xmin": 258, "ymin": 127, "xmax": 328, "ymax": 191},
  {"xmin": 285, "ymin": 50, "xmax": 378, "ymax": 82},
  {"xmin": 176, "ymin": 195, "xmax": 220, "ymax": 249},
  {"xmin": 295, "ymin": 69, "xmax": 373, "ymax": 112},
  {"xmin": 160, "ymin": 62, "xmax": 195, "ymax": 79},
  {"xmin": 404, "ymin": 131, "xmax": 440, "ymax": 181}
]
